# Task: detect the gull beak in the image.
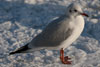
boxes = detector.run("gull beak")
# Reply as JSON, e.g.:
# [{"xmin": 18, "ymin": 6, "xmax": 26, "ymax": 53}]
[{"xmin": 80, "ymin": 13, "xmax": 89, "ymax": 17}]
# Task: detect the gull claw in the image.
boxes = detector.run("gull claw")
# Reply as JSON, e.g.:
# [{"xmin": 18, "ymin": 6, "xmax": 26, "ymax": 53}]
[
  {"xmin": 60, "ymin": 56, "xmax": 72, "ymax": 64},
  {"xmin": 64, "ymin": 56, "xmax": 71, "ymax": 60},
  {"xmin": 63, "ymin": 60, "xmax": 72, "ymax": 64}
]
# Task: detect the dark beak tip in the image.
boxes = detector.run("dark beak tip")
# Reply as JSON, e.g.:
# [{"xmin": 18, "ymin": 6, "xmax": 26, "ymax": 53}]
[{"xmin": 81, "ymin": 13, "xmax": 89, "ymax": 17}]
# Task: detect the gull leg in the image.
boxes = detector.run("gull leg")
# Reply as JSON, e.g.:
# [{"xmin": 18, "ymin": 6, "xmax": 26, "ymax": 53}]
[{"xmin": 60, "ymin": 48, "xmax": 72, "ymax": 64}]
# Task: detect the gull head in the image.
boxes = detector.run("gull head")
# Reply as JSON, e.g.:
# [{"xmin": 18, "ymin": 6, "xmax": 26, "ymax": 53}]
[{"xmin": 67, "ymin": 3, "xmax": 88, "ymax": 18}]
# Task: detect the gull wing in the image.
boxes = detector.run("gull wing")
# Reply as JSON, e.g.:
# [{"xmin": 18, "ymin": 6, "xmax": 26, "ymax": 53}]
[{"xmin": 28, "ymin": 15, "xmax": 73, "ymax": 48}]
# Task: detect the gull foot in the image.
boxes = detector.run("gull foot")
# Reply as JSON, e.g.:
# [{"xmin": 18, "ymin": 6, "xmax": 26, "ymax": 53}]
[
  {"xmin": 64, "ymin": 56, "xmax": 71, "ymax": 61},
  {"xmin": 60, "ymin": 56, "xmax": 72, "ymax": 64},
  {"xmin": 60, "ymin": 48, "xmax": 72, "ymax": 64}
]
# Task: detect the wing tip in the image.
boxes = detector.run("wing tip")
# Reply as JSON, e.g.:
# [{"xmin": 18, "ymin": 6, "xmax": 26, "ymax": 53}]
[
  {"xmin": 9, "ymin": 43, "xmax": 30, "ymax": 55},
  {"xmin": 9, "ymin": 52, "xmax": 16, "ymax": 55}
]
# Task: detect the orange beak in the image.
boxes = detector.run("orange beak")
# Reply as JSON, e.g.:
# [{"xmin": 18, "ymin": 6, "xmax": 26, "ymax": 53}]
[{"xmin": 80, "ymin": 13, "xmax": 89, "ymax": 17}]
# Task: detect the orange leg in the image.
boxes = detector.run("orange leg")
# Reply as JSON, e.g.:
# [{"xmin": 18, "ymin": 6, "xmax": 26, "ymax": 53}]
[{"xmin": 60, "ymin": 48, "xmax": 72, "ymax": 64}]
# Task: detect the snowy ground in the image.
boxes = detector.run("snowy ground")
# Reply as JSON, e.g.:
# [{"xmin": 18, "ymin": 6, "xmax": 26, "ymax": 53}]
[{"xmin": 0, "ymin": 0, "xmax": 100, "ymax": 67}]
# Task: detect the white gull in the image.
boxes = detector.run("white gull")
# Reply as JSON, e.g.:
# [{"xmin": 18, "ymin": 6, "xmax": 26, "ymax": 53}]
[{"xmin": 9, "ymin": 3, "xmax": 88, "ymax": 64}]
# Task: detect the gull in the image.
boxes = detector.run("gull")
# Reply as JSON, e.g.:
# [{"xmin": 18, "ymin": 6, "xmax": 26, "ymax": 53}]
[{"xmin": 9, "ymin": 3, "xmax": 88, "ymax": 64}]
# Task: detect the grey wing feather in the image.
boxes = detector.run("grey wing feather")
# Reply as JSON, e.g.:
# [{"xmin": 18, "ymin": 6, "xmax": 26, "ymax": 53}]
[{"xmin": 29, "ymin": 15, "xmax": 73, "ymax": 48}]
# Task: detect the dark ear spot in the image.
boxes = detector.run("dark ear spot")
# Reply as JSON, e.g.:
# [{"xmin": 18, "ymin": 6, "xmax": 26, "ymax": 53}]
[{"xmin": 69, "ymin": 10, "xmax": 72, "ymax": 12}]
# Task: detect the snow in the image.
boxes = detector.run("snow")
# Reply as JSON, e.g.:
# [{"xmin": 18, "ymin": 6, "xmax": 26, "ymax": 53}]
[{"xmin": 0, "ymin": 0, "xmax": 100, "ymax": 67}]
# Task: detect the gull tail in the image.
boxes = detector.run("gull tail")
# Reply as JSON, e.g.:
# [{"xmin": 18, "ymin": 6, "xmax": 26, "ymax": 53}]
[{"xmin": 9, "ymin": 43, "xmax": 30, "ymax": 55}]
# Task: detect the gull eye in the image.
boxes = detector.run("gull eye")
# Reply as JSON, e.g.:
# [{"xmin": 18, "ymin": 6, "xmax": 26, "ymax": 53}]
[{"xmin": 74, "ymin": 9, "xmax": 77, "ymax": 12}]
